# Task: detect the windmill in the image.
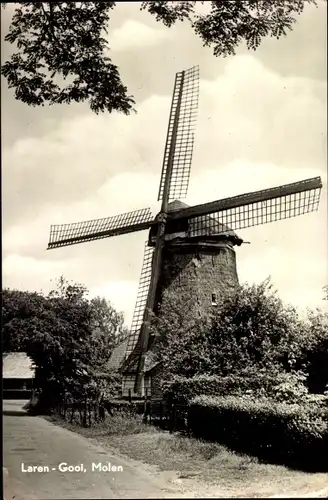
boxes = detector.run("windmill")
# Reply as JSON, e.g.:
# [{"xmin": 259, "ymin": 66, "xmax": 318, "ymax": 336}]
[{"xmin": 48, "ymin": 66, "xmax": 322, "ymax": 398}]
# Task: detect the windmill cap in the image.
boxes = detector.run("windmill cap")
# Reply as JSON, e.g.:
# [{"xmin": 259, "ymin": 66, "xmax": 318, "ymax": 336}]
[
  {"xmin": 167, "ymin": 199, "xmax": 189, "ymax": 212},
  {"xmin": 167, "ymin": 200, "xmax": 243, "ymax": 245}
]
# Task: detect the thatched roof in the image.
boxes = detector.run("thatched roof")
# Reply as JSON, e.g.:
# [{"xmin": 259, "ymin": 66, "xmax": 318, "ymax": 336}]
[{"xmin": 3, "ymin": 353, "xmax": 35, "ymax": 379}]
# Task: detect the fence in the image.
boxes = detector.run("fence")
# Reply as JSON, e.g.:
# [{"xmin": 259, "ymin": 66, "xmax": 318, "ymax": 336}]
[
  {"xmin": 54, "ymin": 394, "xmax": 112, "ymax": 427},
  {"xmin": 124, "ymin": 395, "xmax": 189, "ymax": 433},
  {"xmin": 52, "ymin": 390, "xmax": 189, "ymax": 432}
]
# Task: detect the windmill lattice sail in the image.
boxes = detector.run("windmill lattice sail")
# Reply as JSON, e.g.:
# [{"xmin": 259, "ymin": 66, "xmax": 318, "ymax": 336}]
[
  {"xmin": 48, "ymin": 208, "xmax": 154, "ymax": 248},
  {"xmin": 125, "ymin": 242, "xmax": 154, "ymax": 360},
  {"xmin": 158, "ymin": 65, "xmax": 199, "ymax": 203},
  {"xmin": 187, "ymin": 178, "xmax": 322, "ymax": 237}
]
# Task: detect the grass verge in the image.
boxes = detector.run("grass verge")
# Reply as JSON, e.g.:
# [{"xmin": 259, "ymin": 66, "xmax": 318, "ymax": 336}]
[{"xmin": 44, "ymin": 411, "xmax": 328, "ymax": 497}]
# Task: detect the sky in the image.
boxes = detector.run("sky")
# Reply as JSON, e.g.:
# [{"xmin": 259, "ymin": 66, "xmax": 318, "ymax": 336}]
[{"xmin": 2, "ymin": 1, "xmax": 327, "ymax": 327}]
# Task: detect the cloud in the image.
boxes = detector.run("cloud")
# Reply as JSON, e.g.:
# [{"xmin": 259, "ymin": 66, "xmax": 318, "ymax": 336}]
[
  {"xmin": 3, "ymin": 54, "xmax": 327, "ymax": 326},
  {"xmin": 239, "ymin": 234, "xmax": 328, "ymax": 313},
  {"xmin": 3, "ymin": 56, "xmax": 326, "ymax": 228},
  {"xmin": 2, "ymin": 94, "xmax": 170, "ymax": 229},
  {"xmin": 110, "ymin": 20, "xmax": 173, "ymax": 51},
  {"xmin": 2, "ymin": 254, "xmax": 71, "ymax": 294},
  {"xmin": 190, "ymin": 56, "xmax": 326, "ymax": 177},
  {"xmin": 187, "ymin": 160, "xmax": 324, "ymax": 206}
]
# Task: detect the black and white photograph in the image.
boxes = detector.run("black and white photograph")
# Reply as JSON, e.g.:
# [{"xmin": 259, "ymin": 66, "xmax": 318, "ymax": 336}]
[{"xmin": 2, "ymin": 1, "xmax": 327, "ymax": 499}]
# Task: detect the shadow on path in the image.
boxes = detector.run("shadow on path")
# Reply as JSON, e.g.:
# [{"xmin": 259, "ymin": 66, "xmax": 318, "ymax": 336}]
[{"xmin": 3, "ymin": 410, "xmax": 30, "ymax": 417}]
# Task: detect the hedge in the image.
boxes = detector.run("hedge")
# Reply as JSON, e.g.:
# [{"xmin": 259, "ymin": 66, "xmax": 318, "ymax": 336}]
[
  {"xmin": 162, "ymin": 372, "xmax": 311, "ymax": 405},
  {"xmin": 188, "ymin": 394, "xmax": 328, "ymax": 471}
]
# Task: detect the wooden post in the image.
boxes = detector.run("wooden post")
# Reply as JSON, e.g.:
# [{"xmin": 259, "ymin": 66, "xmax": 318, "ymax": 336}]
[
  {"xmin": 128, "ymin": 388, "xmax": 132, "ymax": 404},
  {"xmin": 63, "ymin": 395, "xmax": 67, "ymax": 420},
  {"xmin": 79, "ymin": 402, "xmax": 83, "ymax": 425},
  {"xmin": 169, "ymin": 404, "xmax": 173, "ymax": 433},
  {"xmin": 85, "ymin": 397, "xmax": 88, "ymax": 427},
  {"xmin": 70, "ymin": 403, "xmax": 75, "ymax": 423},
  {"xmin": 173, "ymin": 405, "xmax": 177, "ymax": 432},
  {"xmin": 170, "ymin": 404, "xmax": 177, "ymax": 433},
  {"xmin": 88, "ymin": 403, "xmax": 91, "ymax": 427},
  {"xmin": 143, "ymin": 394, "xmax": 151, "ymax": 424},
  {"xmin": 83, "ymin": 397, "xmax": 87, "ymax": 427}
]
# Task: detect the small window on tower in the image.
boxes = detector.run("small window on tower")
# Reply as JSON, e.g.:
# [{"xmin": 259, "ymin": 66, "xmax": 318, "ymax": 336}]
[{"xmin": 212, "ymin": 293, "xmax": 218, "ymax": 306}]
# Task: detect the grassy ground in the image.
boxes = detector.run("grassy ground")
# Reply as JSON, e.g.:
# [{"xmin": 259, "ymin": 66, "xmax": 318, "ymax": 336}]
[{"xmin": 45, "ymin": 411, "xmax": 328, "ymax": 498}]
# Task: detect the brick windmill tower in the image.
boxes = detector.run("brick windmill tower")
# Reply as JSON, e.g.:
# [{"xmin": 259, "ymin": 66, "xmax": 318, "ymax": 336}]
[{"xmin": 47, "ymin": 66, "xmax": 322, "ymax": 399}]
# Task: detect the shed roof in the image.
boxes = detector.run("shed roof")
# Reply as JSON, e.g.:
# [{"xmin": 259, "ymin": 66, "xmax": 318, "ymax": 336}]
[
  {"xmin": 106, "ymin": 339, "xmax": 128, "ymax": 371},
  {"xmin": 3, "ymin": 353, "xmax": 35, "ymax": 379}
]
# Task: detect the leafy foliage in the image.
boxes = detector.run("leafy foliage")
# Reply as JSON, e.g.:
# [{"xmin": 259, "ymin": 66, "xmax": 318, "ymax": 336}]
[
  {"xmin": 2, "ymin": 288, "xmax": 49, "ymax": 353},
  {"xmin": 301, "ymin": 308, "xmax": 328, "ymax": 393},
  {"xmin": 89, "ymin": 295, "xmax": 129, "ymax": 346},
  {"xmin": 162, "ymin": 370, "xmax": 312, "ymax": 405},
  {"xmin": 150, "ymin": 287, "xmax": 213, "ymax": 378},
  {"xmin": 153, "ymin": 278, "xmax": 328, "ymax": 397},
  {"xmin": 2, "ymin": 1, "xmax": 318, "ymax": 113},
  {"xmin": 208, "ymin": 279, "xmax": 307, "ymax": 374},
  {"xmin": 190, "ymin": 0, "xmax": 316, "ymax": 57},
  {"xmin": 153, "ymin": 278, "xmax": 306, "ymax": 379},
  {"xmin": 1, "ymin": 2, "xmax": 134, "ymax": 114}
]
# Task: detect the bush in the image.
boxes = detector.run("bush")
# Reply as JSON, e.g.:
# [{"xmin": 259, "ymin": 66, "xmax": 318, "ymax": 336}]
[
  {"xmin": 162, "ymin": 371, "xmax": 310, "ymax": 405},
  {"xmin": 96, "ymin": 412, "xmax": 156, "ymax": 436},
  {"xmin": 188, "ymin": 395, "xmax": 328, "ymax": 471}
]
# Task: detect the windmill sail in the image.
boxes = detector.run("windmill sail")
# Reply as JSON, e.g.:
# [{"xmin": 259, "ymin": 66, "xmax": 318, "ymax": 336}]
[
  {"xmin": 190, "ymin": 184, "xmax": 321, "ymax": 236},
  {"xmin": 131, "ymin": 67, "xmax": 200, "ymax": 394},
  {"xmin": 125, "ymin": 242, "xmax": 154, "ymax": 360},
  {"xmin": 166, "ymin": 177, "xmax": 322, "ymax": 235},
  {"xmin": 158, "ymin": 66, "xmax": 199, "ymax": 203},
  {"xmin": 48, "ymin": 207, "xmax": 154, "ymax": 249}
]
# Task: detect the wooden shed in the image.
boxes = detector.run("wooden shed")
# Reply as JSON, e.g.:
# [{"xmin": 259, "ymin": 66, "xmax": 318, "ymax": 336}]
[{"xmin": 3, "ymin": 353, "xmax": 35, "ymax": 399}]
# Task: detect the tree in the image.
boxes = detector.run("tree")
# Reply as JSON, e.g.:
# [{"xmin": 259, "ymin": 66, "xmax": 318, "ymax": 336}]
[
  {"xmin": 152, "ymin": 278, "xmax": 309, "ymax": 380},
  {"xmin": 150, "ymin": 287, "xmax": 213, "ymax": 378},
  {"xmin": 301, "ymin": 308, "xmax": 328, "ymax": 393},
  {"xmin": 2, "ymin": 1, "xmax": 319, "ymax": 114},
  {"xmin": 2, "ymin": 277, "xmax": 126, "ymax": 412},
  {"xmin": 89, "ymin": 295, "xmax": 128, "ymax": 345},
  {"xmin": 208, "ymin": 279, "xmax": 307, "ymax": 376},
  {"xmin": 2, "ymin": 288, "xmax": 50, "ymax": 353}
]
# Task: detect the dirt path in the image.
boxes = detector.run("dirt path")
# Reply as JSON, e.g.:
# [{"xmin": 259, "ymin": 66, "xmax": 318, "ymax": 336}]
[{"xmin": 3, "ymin": 401, "xmax": 187, "ymax": 499}]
